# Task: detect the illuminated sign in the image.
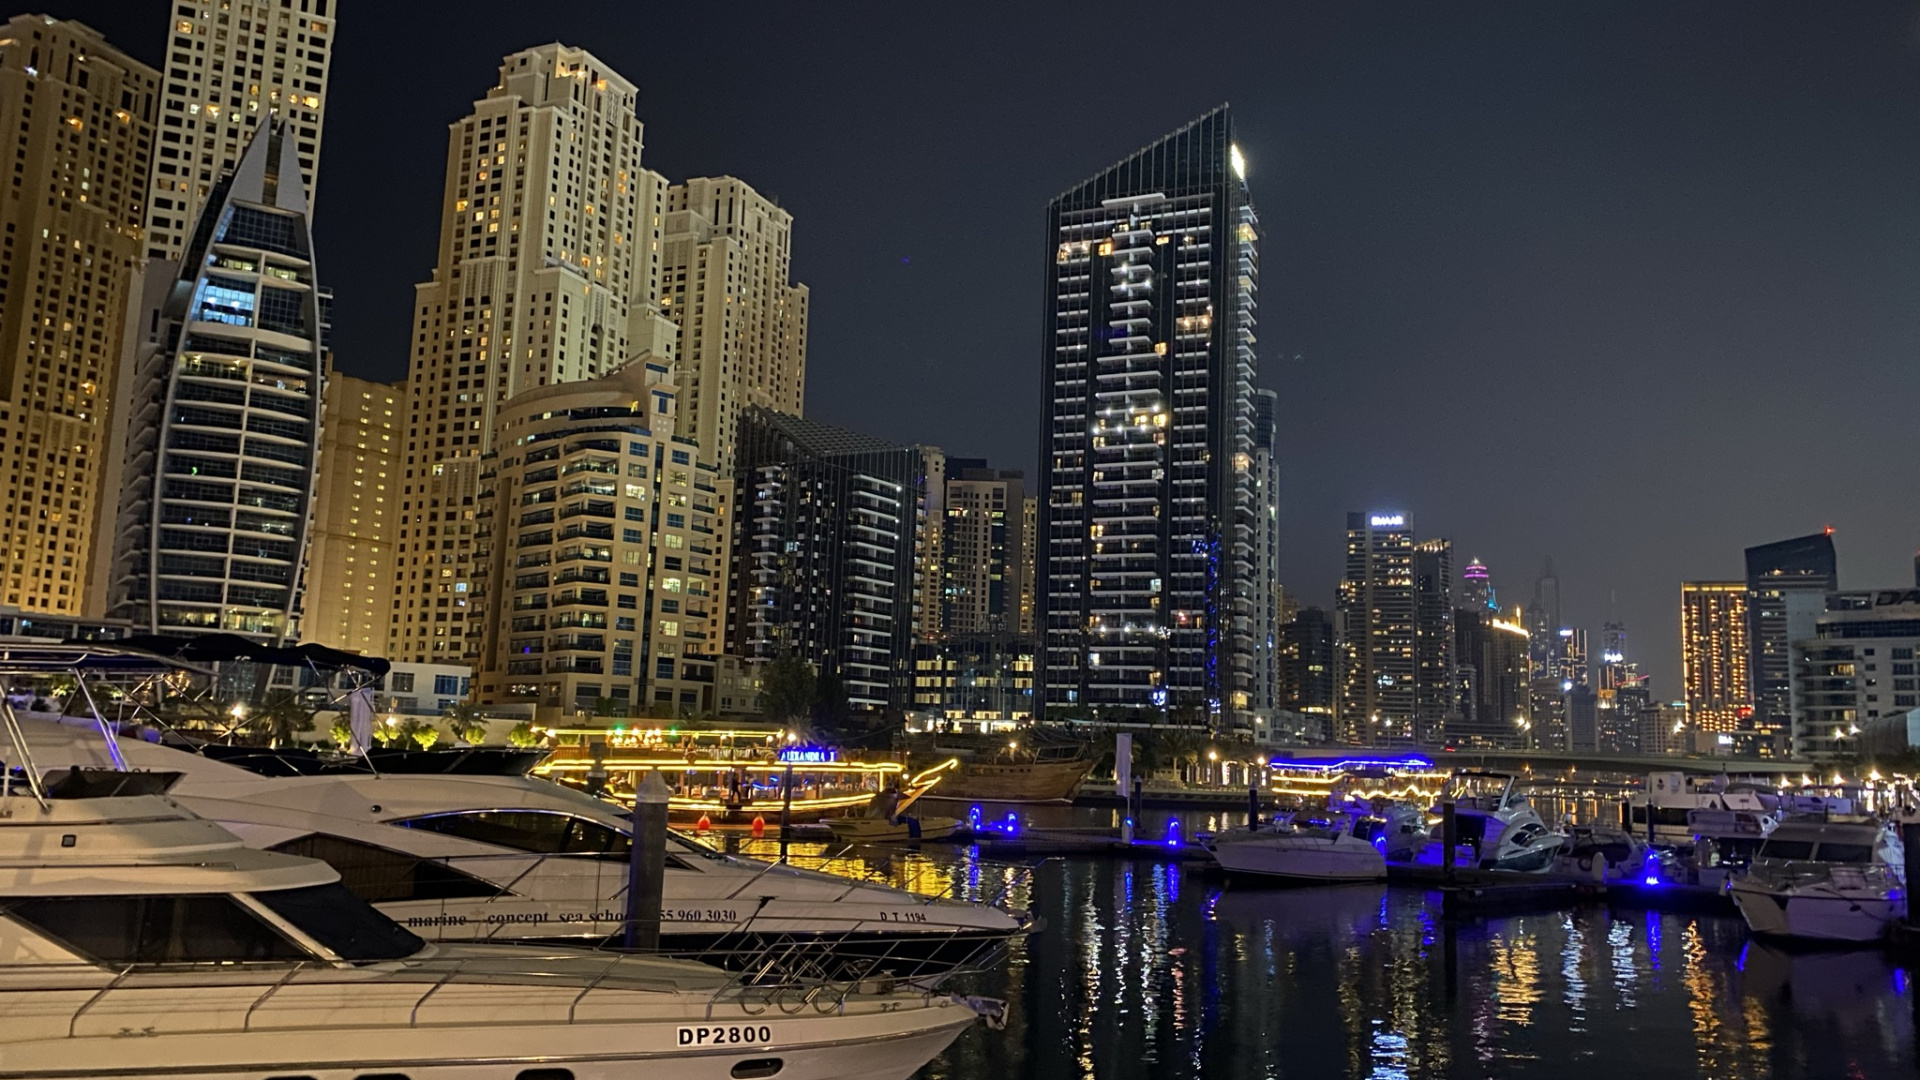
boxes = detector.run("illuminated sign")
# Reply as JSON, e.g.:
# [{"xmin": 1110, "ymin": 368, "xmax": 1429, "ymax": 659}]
[
  {"xmin": 778, "ymin": 747, "xmax": 838, "ymax": 764},
  {"xmin": 1367, "ymin": 514, "xmax": 1404, "ymax": 528}
]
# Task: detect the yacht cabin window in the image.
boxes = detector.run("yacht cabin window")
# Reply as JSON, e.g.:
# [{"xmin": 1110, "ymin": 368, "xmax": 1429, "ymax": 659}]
[
  {"xmin": 3, "ymin": 894, "xmax": 308, "ymax": 964},
  {"xmin": 1815, "ymin": 843, "xmax": 1875, "ymax": 864},
  {"xmin": 251, "ymin": 883, "xmax": 426, "ymax": 960},
  {"xmin": 270, "ymin": 834, "xmax": 501, "ymax": 901},
  {"xmin": 395, "ymin": 809, "xmax": 633, "ymax": 858},
  {"xmin": 1758, "ymin": 839, "xmax": 1815, "ymax": 860}
]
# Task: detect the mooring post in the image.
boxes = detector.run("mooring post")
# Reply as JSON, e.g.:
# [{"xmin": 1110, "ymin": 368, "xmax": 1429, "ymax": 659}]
[
  {"xmin": 1442, "ymin": 801, "xmax": 1459, "ymax": 884},
  {"xmin": 624, "ymin": 769, "xmax": 670, "ymax": 951},
  {"xmin": 779, "ymin": 763, "xmax": 794, "ymax": 863},
  {"xmin": 1247, "ymin": 782, "xmax": 1260, "ymax": 830}
]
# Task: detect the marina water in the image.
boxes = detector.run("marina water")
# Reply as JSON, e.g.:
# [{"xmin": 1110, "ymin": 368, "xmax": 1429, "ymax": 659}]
[{"xmin": 737, "ymin": 808, "xmax": 1918, "ymax": 1079}]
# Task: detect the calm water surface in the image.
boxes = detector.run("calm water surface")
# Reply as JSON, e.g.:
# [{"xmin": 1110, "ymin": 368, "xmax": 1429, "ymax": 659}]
[{"xmin": 730, "ymin": 807, "xmax": 1918, "ymax": 1080}]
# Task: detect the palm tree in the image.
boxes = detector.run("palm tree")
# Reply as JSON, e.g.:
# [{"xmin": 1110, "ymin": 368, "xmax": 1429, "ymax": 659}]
[{"xmin": 443, "ymin": 702, "xmax": 490, "ymax": 745}]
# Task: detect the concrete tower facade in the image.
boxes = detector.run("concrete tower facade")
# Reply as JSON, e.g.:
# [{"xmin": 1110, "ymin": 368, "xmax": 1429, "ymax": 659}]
[
  {"xmin": 391, "ymin": 45, "xmax": 662, "ymax": 664},
  {"xmin": 0, "ymin": 17, "xmax": 158, "ymax": 617},
  {"xmin": 1338, "ymin": 512, "xmax": 1415, "ymax": 742},
  {"xmin": 659, "ymin": 177, "xmax": 808, "ymax": 472},
  {"xmin": 144, "ymin": 0, "xmax": 335, "ymax": 262},
  {"xmin": 304, "ymin": 362, "xmax": 400, "ymax": 656}
]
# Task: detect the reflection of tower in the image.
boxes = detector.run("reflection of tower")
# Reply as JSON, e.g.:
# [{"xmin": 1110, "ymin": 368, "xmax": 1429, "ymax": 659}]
[
  {"xmin": 1524, "ymin": 558, "xmax": 1561, "ymax": 680},
  {"xmin": 1461, "ymin": 559, "xmax": 1497, "ymax": 612}
]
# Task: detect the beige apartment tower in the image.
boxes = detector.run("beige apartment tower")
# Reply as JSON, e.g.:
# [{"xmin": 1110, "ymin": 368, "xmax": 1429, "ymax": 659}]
[
  {"xmin": 660, "ymin": 176, "xmax": 808, "ymax": 470},
  {"xmin": 143, "ymin": 0, "xmax": 335, "ymax": 262},
  {"xmin": 0, "ymin": 17, "xmax": 158, "ymax": 615},
  {"xmin": 304, "ymin": 361, "xmax": 401, "ymax": 655},
  {"xmin": 391, "ymin": 44, "xmax": 670, "ymax": 664}
]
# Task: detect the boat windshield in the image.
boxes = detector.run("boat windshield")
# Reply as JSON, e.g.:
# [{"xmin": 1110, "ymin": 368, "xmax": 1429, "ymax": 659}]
[
  {"xmin": 3, "ymin": 894, "xmax": 310, "ymax": 965},
  {"xmin": 252, "ymin": 883, "xmax": 426, "ymax": 961},
  {"xmin": 396, "ymin": 809, "xmax": 631, "ymax": 858},
  {"xmin": 1816, "ymin": 843, "xmax": 1875, "ymax": 864},
  {"xmin": 1758, "ymin": 839, "xmax": 1814, "ymax": 860}
]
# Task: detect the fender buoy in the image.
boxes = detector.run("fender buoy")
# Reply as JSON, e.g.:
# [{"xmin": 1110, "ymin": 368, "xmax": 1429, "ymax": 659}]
[
  {"xmin": 696, "ymin": 813, "xmax": 712, "ymax": 833},
  {"xmin": 1578, "ymin": 855, "xmax": 1595, "ymax": 873},
  {"xmin": 751, "ymin": 815, "xmax": 766, "ymax": 838}
]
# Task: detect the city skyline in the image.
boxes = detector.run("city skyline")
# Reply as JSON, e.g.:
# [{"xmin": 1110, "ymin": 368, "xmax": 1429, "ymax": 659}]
[{"xmin": 36, "ymin": 1, "xmax": 1920, "ymax": 698}]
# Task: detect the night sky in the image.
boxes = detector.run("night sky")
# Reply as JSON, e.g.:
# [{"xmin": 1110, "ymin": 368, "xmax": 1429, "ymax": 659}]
[{"xmin": 62, "ymin": 1, "xmax": 1920, "ymax": 694}]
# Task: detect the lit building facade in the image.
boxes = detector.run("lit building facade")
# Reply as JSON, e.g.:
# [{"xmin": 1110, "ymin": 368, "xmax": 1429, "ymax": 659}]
[
  {"xmin": 1449, "ymin": 608, "xmax": 1528, "ymax": 748},
  {"xmin": 1037, "ymin": 106, "xmax": 1259, "ymax": 725},
  {"xmin": 392, "ymin": 45, "xmax": 663, "ymax": 665},
  {"xmin": 474, "ymin": 360, "xmax": 725, "ymax": 718},
  {"xmin": 659, "ymin": 177, "xmax": 808, "ymax": 473},
  {"xmin": 731, "ymin": 409, "xmax": 921, "ymax": 714},
  {"xmin": 1280, "ymin": 606, "xmax": 1337, "ymax": 739},
  {"xmin": 1790, "ymin": 589, "xmax": 1920, "ymax": 759},
  {"xmin": 0, "ymin": 18, "xmax": 157, "ymax": 616},
  {"xmin": 1745, "ymin": 531, "xmax": 1836, "ymax": 753},
  {"xmin": 302, "ymin": 361, "xmax": 399, "ymax": 655},
  {"xmin": 143, "ymin": 1, "xmax": 335, "ymax": 262},
  {"xmin": 1525, "ymin": 558, "xmax": 1560, "ymax": 681},
  {"xmin": 1680, "ymin": 581, "xmax": 1750, "ymax": 735},
  {"xmin": 940, "ymin": 460, "xmax": 1028, "ymax": 638},
  {"xmin": 107, "ymin": 126, "xmax": 323, "ymax": 641},
  {"xmin": 1460, "ymin": 558, "xmax": 1496, "ymax": 612},
  {"xmin": 1412, "ymin": 537, "xmax": 1455, "ymax": 741},
  {"xmin": 1338, "ymin": 512, "xmax": 1414, "ymax": 742},
  {"xmin": 1250, "ymin": 388, "xmax": 1282, "ymax": 718},
  {"xmin": 910, "ymin": 635, "xmax": 1035, "ymax": 730}
]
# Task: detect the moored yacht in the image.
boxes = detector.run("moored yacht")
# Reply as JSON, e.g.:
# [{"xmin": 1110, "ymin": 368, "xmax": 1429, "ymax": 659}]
[
  {"xmin": 1435, "ymin": 772, "xmax": 1562, "ymax": 873},
  {"xmin": 0, "ymin": 773, "xmax": 995, "ymax": 1080},
  {"xmin": 1729, "ymin": 819, "xmax": 1907, "ymax": 943},
  {"xmin": 1204, "ymin": 809, "xmax": 1388, "ymax": 883},
  {"xmin": 22, "ymin": 720, "xmax": 1027, "ymax": 981}
]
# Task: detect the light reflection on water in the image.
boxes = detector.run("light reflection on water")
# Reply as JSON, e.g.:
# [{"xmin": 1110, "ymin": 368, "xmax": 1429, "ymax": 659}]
[{"xmin": 709, "ymin": 819, "xmax": 1916, "ymax": 1079}]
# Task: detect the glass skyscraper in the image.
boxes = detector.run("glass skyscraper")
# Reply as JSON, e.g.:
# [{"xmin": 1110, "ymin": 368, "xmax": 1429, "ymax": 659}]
[
  {"xmin": 1037, "ymin": 106, "xmax": 1259, "ymax": 725},
  {"xmin": 107, "ymin": 125, "xmax": 323, "ymax": 641}
]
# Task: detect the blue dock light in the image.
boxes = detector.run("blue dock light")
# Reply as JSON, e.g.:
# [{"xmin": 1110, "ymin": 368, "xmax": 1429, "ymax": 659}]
[
  {"xmin": 1166, "ymin": 819, "xmax": 1183, "ymax": 848},
  {"xmin": 968, "ymin": 805, "xmax": 983, "ymax": 831},
  {"xmin": 1003, "ymin": 812, "xmax": 1019, "ymax": 836}
]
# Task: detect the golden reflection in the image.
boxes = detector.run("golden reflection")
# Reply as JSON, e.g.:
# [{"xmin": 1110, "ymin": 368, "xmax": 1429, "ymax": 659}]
[{"xmin": 1682, "ymin": 921, "xmax": 1769, "ymax": 1080}]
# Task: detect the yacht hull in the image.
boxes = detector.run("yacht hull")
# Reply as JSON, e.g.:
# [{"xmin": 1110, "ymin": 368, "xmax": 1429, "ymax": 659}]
[
  {"xmin": 1729, "ymin": 882, "xmax": 1902, "ymax": 943},
  {"xmin": 1208, "ymin": 839, "xmax": 1386, "ymax": 882},
  {"xmin": 0, "ymin": 989, "xmax": 978, "ymax": 1080}
]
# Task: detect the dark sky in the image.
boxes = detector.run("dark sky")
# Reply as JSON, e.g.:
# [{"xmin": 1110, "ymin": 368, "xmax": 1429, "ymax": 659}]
[{"xmin": 67, "ymin": 1, "xmax": 1920, "ymax": 694}]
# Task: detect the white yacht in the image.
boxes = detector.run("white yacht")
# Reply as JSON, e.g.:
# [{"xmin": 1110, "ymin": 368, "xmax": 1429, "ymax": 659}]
[
  {"xmin": 1729, "ymin": 819, "xmax": 1907, "ymax": 943},
  {"xmin": 0, "ymin": 773, "xmax": 994, "ymax": 1080},
  {"xmin": 1436, "ymin": 772, "xmax": 1562, "ymax": 873},
  {"xmin": 23, "ymin": 720, "xmax": 1026, "ymax": 981},
  {"xmin": 1204, "ymin": 810, "xmax": 1388, "ymax": 883}
]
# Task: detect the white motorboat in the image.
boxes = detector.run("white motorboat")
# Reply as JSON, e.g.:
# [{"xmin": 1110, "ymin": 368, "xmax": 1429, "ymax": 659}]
[
  {"xmin": 21, "ymin": 718, "xmax": 1026, "ymax": 981},
  {"xmin": 0, "ymin": 771, "xmax": 996, "ymax": 1080},
  {"xmin": 1680, "ymin": 806, "xmax": 1776, "ymax": 891},
  {"xmin": 1436, "ymin": 772, "xmax": 1561, "ymax": 873},
  {"xmin": 1547, "ymin": 823, "xmax": 1654, "ymax": 882},
  {"xmin": 1204, "ymin": 810, "xmax": 1388, "ymax": 882},
  {"xmin": 1729, "ymin": 819, "xmax": 1907, "ymax": 943}
]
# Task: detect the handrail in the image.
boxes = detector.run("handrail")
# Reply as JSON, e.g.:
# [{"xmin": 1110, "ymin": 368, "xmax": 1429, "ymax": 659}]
[
  {"xmin": 66, "ymin": 962, "xmax": 136, "ymax": 1037},
  {"xmin": 241, "ymin": 961, "xmax": 305, "ymax": 1030}
]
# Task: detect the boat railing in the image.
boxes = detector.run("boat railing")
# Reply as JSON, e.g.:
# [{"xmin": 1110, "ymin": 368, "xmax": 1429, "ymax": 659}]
[
  {"xmin": 1744, "ymin": 859, "xmax": 1902, "ymax": 893},
  {"xmin": 3, "ymin": 921, "xmax": 1010, "ymax": 1034}
]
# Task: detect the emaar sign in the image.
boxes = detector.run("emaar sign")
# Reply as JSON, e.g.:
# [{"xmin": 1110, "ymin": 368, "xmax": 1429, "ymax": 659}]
[{"xmin": 1368, "ymin": 514, "xmax": 1405, "ymax": 528}]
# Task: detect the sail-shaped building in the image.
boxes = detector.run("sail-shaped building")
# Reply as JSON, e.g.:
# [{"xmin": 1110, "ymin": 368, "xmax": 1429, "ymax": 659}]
[{"xmin": 107, "ymin": 124, "xmax": 323, "ymax": 642}]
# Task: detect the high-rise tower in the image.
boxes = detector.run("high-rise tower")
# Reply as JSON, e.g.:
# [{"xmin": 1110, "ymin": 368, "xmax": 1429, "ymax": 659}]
[
  {"xmin": 391, "ymin": 45, "xmax": 658, "ymax": 664},
  {"xmin": 1744, "ymin": 531, "xmax": 1837, "ymax": 753},
  {"xmin": 107, "ymin": 125, "xmax": 323, "ymax": 641},
  {"xmin": 1250, "ymin": 388, "xmax": 1282, "ymax": 718},
  {"xmin": 1681, "ymin": 581, "xmax": 1750, "ymax": 737},
  {"xmin": 143, "ymin": 1, "xmax": 336, "ymax": 262},
  {"xmin": 1461, "ymin": 559, "xmax": 1496, "ymax": 612},
  {"xmin": 659, "ymin": 177, "xmax": 808, "ymax": 472},
  {"xmin": 1412, "ymin": 537, "xmax": 1455, "ymax": 741},
  {"xmin": 1338, "ymin": 512, "xmax": 1415, "ymax": 742},
  {"xmin": 1037, "ymin": 106, "xmax": 1259, "ymax": 725},
  {"xmin": 1525, "ymin": 558, "xmax": 1561, "ymax": 681},
  {"xmin": 0, "ymin": 18, "xmax": 158, "ymax": 617}
]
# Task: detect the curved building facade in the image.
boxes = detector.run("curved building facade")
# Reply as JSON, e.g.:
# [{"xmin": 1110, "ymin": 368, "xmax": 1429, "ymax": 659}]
[{"xmin": 108, "ymin": 126, "xmax": 322, "ymax": 641}]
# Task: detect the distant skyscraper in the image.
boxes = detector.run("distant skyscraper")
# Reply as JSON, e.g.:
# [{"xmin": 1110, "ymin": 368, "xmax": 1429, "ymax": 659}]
[
  {"xmin": 1745, "ymin": 531, "xmax": 1837, "ymax": 753},
  {"xmin": 1250, "ymin": 388, "xmax": 1282, "ymax": 718},
  {"xmin": 1461, "ymin": 559, "xmax": 1496, "ymax": 612},
  {"xmin": 1681, "ymin": 581, "xmax": 1751, "ymax": 736},
  {"xmin": 1338, "ymin": 512, "xmax": 1415, "ymax": 742},
  {"xmin": 391, "ymin": 45, "xmax": 655, "ymax": 664},
  {"xmin": 940, "ymin": 460, "xmax": 1028, "ymax": 637},
  {"xmin": 1554, "ymin": 626, "xmax": 1588, "ymax": 688},
  {"xmin": 1037, "ymin": 106, "xmax": 1259, "ymax": 724},
  {"xmin": 107, "ymin": 126, "xmax": 322, "ymax": 641},
  {"xmin": 732, "ymin": 409, "xmax": 922, "ymax": 714},
  {"xmin": 1449, "ymin": 608, "xmax": 1529, "ymax": 748},
  {"xmin": 1598, "ymin": 621, "xmax": 1627, "ymax": 685},
  {"xmin": 659, "ymin": 177, "xmax": 808, "ymax": 472},
  {"xmin": 1280, "ymin": 606, "xmax": 1337, "ymax": 739},
  {"xmin": 0, "ymin": 18, "xmax": 157, "ymax": 617},
  {"xmin": 144, "ymin": 1, "xmax": 336, "ymax": 262},
  {"xmin": 1412, "ymin": 538, "xmax": 1455, "ymax": 742},
  {"xmin": 302, "ymin": 362, "xmax": 400, "ymax": 656},
  {"xmin": 1524, "ymin": 558, "xmax": 1561, "ymax": 681}
]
